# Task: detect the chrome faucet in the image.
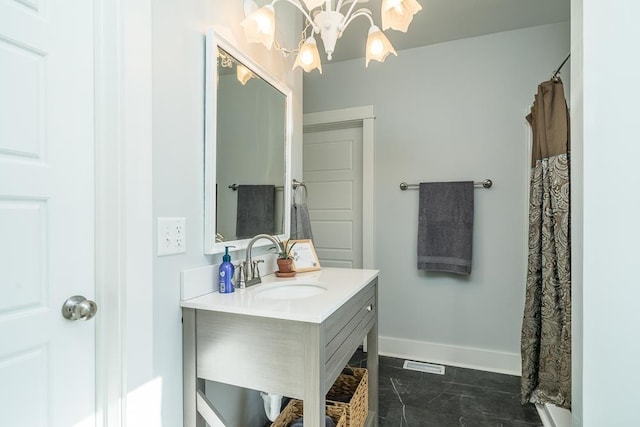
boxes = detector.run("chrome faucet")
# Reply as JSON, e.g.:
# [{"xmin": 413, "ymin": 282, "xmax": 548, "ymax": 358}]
[{"xmin": 239, "ymin": 233, "xmax": 280, "ymax": 288}]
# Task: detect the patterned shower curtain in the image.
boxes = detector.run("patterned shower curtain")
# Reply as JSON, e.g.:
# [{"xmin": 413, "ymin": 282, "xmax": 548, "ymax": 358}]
[{"xmin": 520, "ymin": 79, "xmax": 571, "ymax": 409}]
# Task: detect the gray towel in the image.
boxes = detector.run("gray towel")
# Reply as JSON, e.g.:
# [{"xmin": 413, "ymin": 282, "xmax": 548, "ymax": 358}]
[
  {"xmin": 236, "ymin": 185, "xmax": 275, "ymax": 239},
  {"xmin": 417, "ymin": 181, "xmax": 474, "ymax": 275},
  {"xmin": 290, "ymin": 202, "xmax": 314, "ymax": 241}
]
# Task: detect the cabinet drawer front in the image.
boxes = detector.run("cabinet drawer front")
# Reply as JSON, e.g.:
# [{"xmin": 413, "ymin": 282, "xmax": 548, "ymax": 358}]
[{"xmin": 324, "ymin": 279, "xmax": 377, "ymax": 374}]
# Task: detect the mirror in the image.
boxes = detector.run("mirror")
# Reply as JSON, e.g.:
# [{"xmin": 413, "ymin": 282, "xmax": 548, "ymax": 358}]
[{"xmin": 204, "ymin": 30, "xmax": 292, "ymax": 254}]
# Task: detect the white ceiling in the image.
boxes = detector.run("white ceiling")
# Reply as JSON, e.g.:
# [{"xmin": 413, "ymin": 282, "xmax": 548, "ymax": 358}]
[{"xmin": 313, "ymin": 0, "xmax": 570, "ymax": 63}]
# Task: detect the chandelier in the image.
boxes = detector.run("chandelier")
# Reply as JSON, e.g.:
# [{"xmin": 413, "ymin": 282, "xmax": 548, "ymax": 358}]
[{"xmin": 241, "ymin": 0, "xmax": 422, "ymax": 73}]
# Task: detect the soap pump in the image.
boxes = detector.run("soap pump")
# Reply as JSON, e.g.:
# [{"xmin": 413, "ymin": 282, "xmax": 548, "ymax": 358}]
[{"xmin": 218, "ymin": 246, "xmax": 236, "ymax": 294}]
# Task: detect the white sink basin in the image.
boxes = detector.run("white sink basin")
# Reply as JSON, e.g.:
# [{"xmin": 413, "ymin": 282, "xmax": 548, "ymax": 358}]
[{"xmin": 254, "ymin": 282, "xmax": 328, "ymax": 300}]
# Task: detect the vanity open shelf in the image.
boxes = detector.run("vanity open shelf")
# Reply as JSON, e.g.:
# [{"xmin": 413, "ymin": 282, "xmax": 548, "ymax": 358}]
[{"xmin": 181, "ymin": 268, "xmax": 379, "ymax": 427}]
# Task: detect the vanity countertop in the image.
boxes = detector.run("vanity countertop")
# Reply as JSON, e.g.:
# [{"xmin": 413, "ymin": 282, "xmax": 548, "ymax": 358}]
[{"xmin": 180, "ymin": 267, "xmax": 378, "ymax": 323}]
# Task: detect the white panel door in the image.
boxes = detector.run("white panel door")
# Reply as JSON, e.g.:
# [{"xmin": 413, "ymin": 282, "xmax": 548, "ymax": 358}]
[
  {"xmin": 0, "ymin": 1, "xmax": 96, "ymax": 426},
  {"xmin": 303, "ymin": 126, "xmax": 363, "ymax": 268}
]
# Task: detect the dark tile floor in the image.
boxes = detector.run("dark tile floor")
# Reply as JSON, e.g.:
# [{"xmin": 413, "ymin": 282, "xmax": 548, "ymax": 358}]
[{"xmin": 349, "ymin": 349, "xmax": 542, "ymax": 427}]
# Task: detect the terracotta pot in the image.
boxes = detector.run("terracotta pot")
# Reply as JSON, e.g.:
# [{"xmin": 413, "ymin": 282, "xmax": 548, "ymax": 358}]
[{"xmin": 276, "ymin": 258, "xmax": 294, "ymax": 273}]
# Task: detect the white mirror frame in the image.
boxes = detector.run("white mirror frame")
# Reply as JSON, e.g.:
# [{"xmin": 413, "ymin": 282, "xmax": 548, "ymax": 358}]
[{"xmin": 204, "ymin": 29, "xmax": 293, "ymax": 254}]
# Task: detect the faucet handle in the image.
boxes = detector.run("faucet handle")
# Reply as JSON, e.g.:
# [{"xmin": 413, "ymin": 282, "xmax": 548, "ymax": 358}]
[
  {"xmin": 235, "ymin": 262, "xmax": 246, "ymax": 289},
  {"xmin": 252, "ymin": 259, "xmax": 265, "ymax": 281}
]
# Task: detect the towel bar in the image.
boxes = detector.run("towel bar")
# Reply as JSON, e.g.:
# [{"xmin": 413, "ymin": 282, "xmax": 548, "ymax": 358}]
[
  {"xmin": 399, "ymin": 179, "xmax": 492, "ymax": 191},
  {"xmin": 229, "ymin": 179, "xmax": 307, "ymax": 191}
]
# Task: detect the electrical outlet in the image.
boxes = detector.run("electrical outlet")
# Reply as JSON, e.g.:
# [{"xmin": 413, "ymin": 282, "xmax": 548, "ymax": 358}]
[
  {"xmin": 175, "ymin": 219, "xmax": 185, "ymax": 250},
  {"xmin": 157, "ymin": 217, "xmax": 187, "ymax": 256}
]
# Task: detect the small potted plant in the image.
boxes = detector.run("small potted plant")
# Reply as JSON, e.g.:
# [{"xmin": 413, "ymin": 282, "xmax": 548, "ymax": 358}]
[{"xmin": 275, "ymin": 238, "xmax": 296, "ymax": 276}]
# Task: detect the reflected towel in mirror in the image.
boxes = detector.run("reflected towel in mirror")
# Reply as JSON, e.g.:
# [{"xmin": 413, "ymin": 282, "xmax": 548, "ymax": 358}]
[{"xmin": 236, "ymin": 185, "xmax": 276, "ymax": 239}]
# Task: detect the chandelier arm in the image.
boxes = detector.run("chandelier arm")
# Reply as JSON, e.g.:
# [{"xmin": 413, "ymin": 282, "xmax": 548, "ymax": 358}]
[
  {"xmin": 337, "ymin": 0, "xmax": 365, "ymax": 11},
  {"xmin": 341, "ymin": 8, "xmax": 374, "ymax": 30},
  {"xmin": 281, "ymin": 20, "xmax": 313, "ymax": 53},
  {"xmin": 272, "ymin": 0, "xmax": 320, "ymax": 32},
  {"xmin": 340, "ymin": 0, "xmax": 364, "ymax": 27}
]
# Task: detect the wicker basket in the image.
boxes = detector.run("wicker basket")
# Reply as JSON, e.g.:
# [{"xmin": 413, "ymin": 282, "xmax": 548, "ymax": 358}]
[
  {"xmin": 270, "ymin": 399, "xmax": 347, "ymax": 427},
  {"xmin": 326, "ymin": 367, "xmax": 368, "ymax": 427}
]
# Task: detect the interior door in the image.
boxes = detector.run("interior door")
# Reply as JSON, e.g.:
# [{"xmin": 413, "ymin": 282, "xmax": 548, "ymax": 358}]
[
  {"xmin": 303, "ymin": 126, "xmax": 363, "ymax": 268},
  {"xmin": 0, "ymin": 1, "xmax": 97, "ymax": 426}
]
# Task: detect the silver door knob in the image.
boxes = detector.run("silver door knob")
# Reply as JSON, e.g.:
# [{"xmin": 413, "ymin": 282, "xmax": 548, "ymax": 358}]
[{"xmin": 61, "ymin": 296, "xmax": 98, "ymax": 321}]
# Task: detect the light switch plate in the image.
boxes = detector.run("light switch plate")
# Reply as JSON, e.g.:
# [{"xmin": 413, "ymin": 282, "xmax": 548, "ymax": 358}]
[{"xmin": 157, "ymin": 217, "xmax": 186, "ymax": 256}]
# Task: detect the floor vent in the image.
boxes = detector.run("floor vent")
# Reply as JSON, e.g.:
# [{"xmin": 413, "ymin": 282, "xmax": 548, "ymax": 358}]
[{"xmin": 403, "ymin": 360, "xmax": 445, "ymax": 375}]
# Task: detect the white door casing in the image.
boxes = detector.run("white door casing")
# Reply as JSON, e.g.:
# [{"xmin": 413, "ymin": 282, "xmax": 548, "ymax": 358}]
[
  {"xmin": 303, "ymin": 106, "xmax": 375, "ymax": 270},
  {"xmin": 304, "ymin": 126, "xmax": 364, "ymax": 268},
  {"xmin": 0, "ymin": 0, "xmax": 96, "ymax": 426}
]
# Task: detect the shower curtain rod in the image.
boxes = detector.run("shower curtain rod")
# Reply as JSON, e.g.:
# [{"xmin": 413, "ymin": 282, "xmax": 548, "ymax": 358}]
[{"xmin": 552, "ymin": 54, "xmax": 571, "ymax": 80}]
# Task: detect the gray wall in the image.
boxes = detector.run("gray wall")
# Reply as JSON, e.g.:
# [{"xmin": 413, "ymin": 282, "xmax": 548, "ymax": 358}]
[
  {"xmin": 304, "ymin": 22, "xmax": 570, "ymax": 373},
  {"xmin": 152, "ymin": 0, "xmax": 301, "ymax": 424}
]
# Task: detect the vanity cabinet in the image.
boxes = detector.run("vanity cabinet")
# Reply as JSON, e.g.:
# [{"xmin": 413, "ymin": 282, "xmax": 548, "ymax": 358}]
[{"xmin": 182, "ymin": 276, "xmax": 378, "ymax": 427}]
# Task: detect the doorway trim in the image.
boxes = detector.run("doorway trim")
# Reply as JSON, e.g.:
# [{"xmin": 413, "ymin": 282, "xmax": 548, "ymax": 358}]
[
  {"xmin": 303, "ymin": 106, "xmax": 375, "ymax": 269},
  {"xmin": 94, "ymin": 0, "xmax": 125, "ymax": 424},
  {"xmin": 94, "ymin": 0, "xmax": 153, "ymax": 425}
]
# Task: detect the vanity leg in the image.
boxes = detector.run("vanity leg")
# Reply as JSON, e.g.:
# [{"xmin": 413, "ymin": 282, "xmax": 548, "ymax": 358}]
[
  {"xmin": 367, "ymin": 298, "xmax": 379, "ymax": 425},
  {"xmin": 183, "ymin": 308, "xmax": 205, "ymax": 427},
  {"xmin": 302, "ymin": 390, "xmax": 323, "ymax": 427},
  {"xmin": 303, "ymin": 324, "xmax": 324, "ymax": 427}
]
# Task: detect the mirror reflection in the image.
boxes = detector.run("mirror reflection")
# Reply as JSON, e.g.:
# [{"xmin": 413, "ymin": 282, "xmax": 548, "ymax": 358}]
[{"xmin": 215, "ymin": 46, "xmax": 287, "ymax": 242}]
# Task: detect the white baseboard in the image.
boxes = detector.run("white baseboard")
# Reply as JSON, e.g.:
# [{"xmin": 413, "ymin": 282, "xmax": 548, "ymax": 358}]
[
  {"xmin": 536, "ymin": 403, "xmax": 572, "ymax": 427},
  {"xmin": 378, "ymin": 336, "xmax": 521, "ymax": 376}
]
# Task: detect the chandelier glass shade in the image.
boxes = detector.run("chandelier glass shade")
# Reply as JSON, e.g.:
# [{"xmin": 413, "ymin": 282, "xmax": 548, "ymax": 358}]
[
  {"xmin": 365, "ymin": 25, "xmax": 396, "ymax": 66},
  {"xmin": 293, "ymin": 37, "xmax": 323, "ymax": 73},
  {"xmin": 241, "ymin": 0, "xmax": 422, "ymax": 73},
  {"xmin": 241, "ymin": 5, "xmax": 276, "ymax": 49},
  {"xmin": 381, "ymin": 0, "xmax": 422, "ymax": 32}
]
